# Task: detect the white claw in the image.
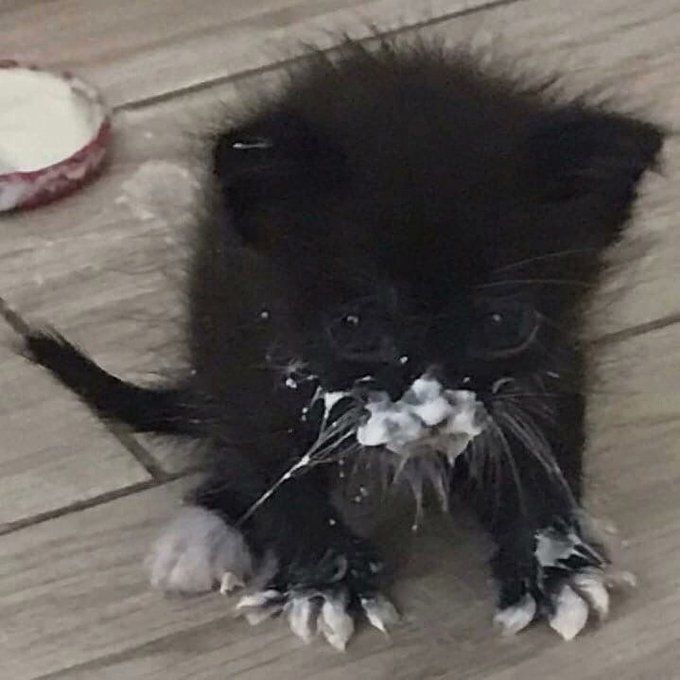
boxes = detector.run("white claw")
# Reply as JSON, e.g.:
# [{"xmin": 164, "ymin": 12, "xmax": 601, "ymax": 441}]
[
  {"xmin": 220, "ymin": 571, "xmax": 245, "ymax": 594},
  {"xmin": 573, "ymin": 571, "xmax": 610, "ymax": 619},
  {"xmin": 318, "ymin": 596, "xmax": 355, "ymax": 651},
  {"xmin": 493, "ymin": 594, "xmax": 537, "ymax": 636},
  {"xmin": 245, "ymin": 608, "xmax": 277, "ymax": 626},
  {"xmin": 288, "ymin": 597, "xmax": 317, "ymax": 643},
  {"xmin": 235, "ymin": 589, "xmax": 280, "ymax": 610},
  {"xmin": 549, "ymin": 585, "xmax": 589, "ymax": 640},
  {"xmin": 361, "ymin": 595, "xmax": 400, "ymax": 634},
  {"xmin": 235, "ymin": 589, "xmax": 282, "ymax": 626}
]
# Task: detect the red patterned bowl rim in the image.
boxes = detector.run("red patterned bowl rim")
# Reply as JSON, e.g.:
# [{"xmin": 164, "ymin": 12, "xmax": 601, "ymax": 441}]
[{"xmin": 0, "ymin": 60, "xmax": 112, "ymax": 183}]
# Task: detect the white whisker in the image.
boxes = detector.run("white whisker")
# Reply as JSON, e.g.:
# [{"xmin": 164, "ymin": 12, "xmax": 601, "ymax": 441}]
[
  {"xmin": 491, "ymin": 248, "xmax": 597, "ymax": 275},
  {"xmin": 495, "ymin": 404, "xmax": 576, "ymax": 509},
  {"xmin": 236, "ymin": 404, "xmax": 362, "ymax": 526},
  {"xmin": 489, "ymin": 419, "xmax": 529, "ymax": 519}
]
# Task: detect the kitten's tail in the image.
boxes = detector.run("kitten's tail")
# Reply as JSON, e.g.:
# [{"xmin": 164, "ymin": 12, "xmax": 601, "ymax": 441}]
[{"xmin": 22, "ymin": 329, "xmax": 206, "ymax": 436}]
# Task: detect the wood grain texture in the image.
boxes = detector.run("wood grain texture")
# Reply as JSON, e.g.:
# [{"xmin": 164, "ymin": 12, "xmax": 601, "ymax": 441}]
[
  {"xmin": 3, "ymin": 0, "xmax": 498, "ymax": 108},
  {"xmin": 0, "ymin": 324, "xmax": 150, "ymax": 529}
]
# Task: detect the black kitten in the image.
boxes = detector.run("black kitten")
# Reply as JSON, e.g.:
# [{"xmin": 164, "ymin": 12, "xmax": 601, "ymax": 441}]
[{"xmin": 24, "ymin": 40, "xmax": 662, "ymax": 647}]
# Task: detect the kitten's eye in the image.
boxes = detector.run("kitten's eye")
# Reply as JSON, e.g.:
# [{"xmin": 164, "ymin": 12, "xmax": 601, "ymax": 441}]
[
  {"xmin": 470, "ymin": 300, "xmax": 539, "ymax": 359},
  {"xmin": 326, "ymin": 305, "xmax": 398, "ymax": 364}
]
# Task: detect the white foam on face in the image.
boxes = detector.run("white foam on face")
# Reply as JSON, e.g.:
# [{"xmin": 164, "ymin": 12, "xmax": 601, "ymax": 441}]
[
  {"xmin": 0, "ymin": 68, "xmax": 98, "ymax": 172},
  {"xmin": 356, "ymin": 375, "xmax": 485, "ymax": 459}
]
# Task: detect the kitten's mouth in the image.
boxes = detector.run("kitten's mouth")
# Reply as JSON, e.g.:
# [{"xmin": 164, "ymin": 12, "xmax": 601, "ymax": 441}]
[{"xmin": 355, "ymin": 375, "xmax": 488, "ymax": 461}]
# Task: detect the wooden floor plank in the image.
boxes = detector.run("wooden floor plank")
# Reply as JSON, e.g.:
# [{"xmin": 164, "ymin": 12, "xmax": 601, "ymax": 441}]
[
  {"xmin": 3, "ymin": 0, "xmax": 499, "ymax": 108},
  {"xmin": 0, "ymin": 323, "xmax": 150, "ymax": 530},
  {"xmin": 2, "ymin": 324, "xmax": 680, "ymax": 680}
]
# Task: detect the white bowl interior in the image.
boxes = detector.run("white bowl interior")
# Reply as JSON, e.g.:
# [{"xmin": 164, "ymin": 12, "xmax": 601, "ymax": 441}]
[{"xmin": 0, "ymin": 67, "xmax": 103, "ymax": 174}]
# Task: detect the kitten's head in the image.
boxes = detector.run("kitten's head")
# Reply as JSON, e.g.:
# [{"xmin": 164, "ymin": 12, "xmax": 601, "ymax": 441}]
[{"xmin": 211, "ymin": 42, "xmax": 662, "ymax": 465}]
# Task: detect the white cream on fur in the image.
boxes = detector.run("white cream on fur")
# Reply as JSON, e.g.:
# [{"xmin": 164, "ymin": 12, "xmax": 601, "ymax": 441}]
[{"xmin": 356, "ymin": 376, "xmax": 485, "ymax": 459}]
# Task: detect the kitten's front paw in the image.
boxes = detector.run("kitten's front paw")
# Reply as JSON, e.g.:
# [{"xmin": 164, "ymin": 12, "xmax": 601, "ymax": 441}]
[
  {"xmin": 494, "ymin": 521, "xmax": 632, "ymax": 640},
  {"xmin": 236, "ymin": 587, "xmax": 398, "ymax": 650},
  {"xmin": 234, "ymin": 544, "xmax": 398, "ymax": 650},
  {"xmin": 147, "ymin": 506, "xmax": 253, "ymax": 594}
]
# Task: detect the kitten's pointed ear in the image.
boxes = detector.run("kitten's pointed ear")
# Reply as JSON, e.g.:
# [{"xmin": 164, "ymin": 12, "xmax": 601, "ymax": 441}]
[
  {"xmin": 529, "ymin": 108, "xmax": 664, "ymax": 213},
  {"xmin": 212, "ymin": 115, "xmax": 343, "ymax": 247}
]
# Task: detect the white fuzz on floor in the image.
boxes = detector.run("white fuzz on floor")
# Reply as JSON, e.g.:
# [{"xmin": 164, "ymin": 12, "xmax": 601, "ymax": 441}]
[{"xmin": 147, "ymin": 506, "xmax": 253, "ymax": 594}]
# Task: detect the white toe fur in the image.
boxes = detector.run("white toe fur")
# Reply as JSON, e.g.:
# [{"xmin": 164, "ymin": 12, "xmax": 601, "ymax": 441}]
[
  {"xmin": 288, "ymin": 597, "xmax": 317, "ymax": 643},
  {"xmin": 533, "ymin": 525, "xmax": 620, "ymax": 639},
  {"xmin": 318, "ymin": 595, "xmax": 355, "ymax": 651},
  {"xmin": 147, "ymin": 506, "xmax": 253, "ymax": 594},
  {"xmin": 494, "ymin": 594, "xmax": 537, "ymax": 636},
  {"xmin": 237, "ymin": 590, "xmax": 397, "ymax": 649},
  {"xmin": 549, "ymin": 584, "xmax": 589, "ymax": 640},
  {"xmin": 573, "ymin": 571, "xmax": 610, "ymax": 619},
  {"xmin": 361, "ymin": 595, "xmax": 400, "ymax": 634},
  {"xmin": 236, "ymin": 589, "xmax": 281, "ymax": 610}
]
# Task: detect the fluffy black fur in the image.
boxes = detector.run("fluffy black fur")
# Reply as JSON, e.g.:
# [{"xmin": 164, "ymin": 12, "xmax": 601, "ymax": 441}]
[{"xmin": 25, "ymin": 40, "xmax": 663, "ymax": 637}]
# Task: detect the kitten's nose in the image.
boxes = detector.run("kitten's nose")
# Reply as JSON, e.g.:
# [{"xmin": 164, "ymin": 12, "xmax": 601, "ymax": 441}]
[{"xmin": 426, "ymin": 364, "xmax": 477, "ymax": 393}]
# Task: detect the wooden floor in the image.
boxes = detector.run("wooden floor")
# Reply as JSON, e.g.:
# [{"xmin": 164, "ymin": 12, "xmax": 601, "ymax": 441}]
[{"xmin": 3, "ymin": 1, "xmax": 680, "ymax": 677}]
